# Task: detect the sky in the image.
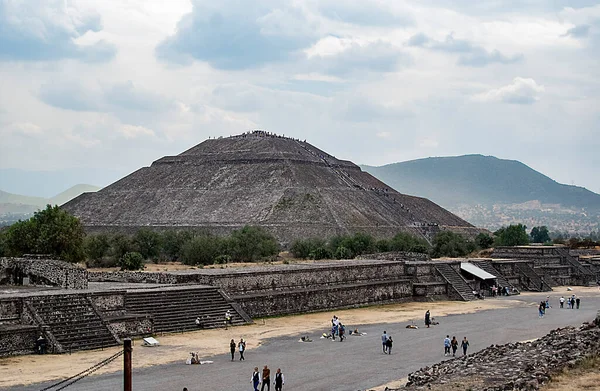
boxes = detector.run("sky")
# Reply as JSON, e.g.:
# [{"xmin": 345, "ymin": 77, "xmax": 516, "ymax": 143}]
[{"xmin": 0, "ymin": 0, "xmax": 599, "ymax": 195}]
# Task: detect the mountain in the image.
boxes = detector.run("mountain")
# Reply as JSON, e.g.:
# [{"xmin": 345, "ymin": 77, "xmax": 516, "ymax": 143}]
[
  {"xmin": 0, "ymin": 184, "xmax": 101, "ymax": 224},
  {"xmin": 362, "ymin": 155, "xmax": 600, "ymax": 232}
]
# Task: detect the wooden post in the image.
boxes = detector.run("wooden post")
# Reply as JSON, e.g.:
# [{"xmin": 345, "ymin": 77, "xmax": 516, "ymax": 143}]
[{"xmin": 124, "ymin": 338, "xmax": 132, "ymax": 391}]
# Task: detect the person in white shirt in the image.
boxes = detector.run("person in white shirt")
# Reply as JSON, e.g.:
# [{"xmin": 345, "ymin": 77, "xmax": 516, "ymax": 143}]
[
  {"xmin": 251, "ymin": 367, "xmax": 261, "ymax": 391},
  {"xmin": 273, "ymin": 368, "xmax": 285, "ymax": 391}
]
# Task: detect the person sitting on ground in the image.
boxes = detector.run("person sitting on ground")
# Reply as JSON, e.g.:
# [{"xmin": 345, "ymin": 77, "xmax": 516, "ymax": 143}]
[{"xmin": 430, "ymin": 317, "xmax": 439, "ymax": 326}]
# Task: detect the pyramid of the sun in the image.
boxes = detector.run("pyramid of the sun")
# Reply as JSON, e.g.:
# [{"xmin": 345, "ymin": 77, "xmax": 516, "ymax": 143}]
[{"xmin": 63, "ymin": 131, "xmax": 479, "ymax": 243}]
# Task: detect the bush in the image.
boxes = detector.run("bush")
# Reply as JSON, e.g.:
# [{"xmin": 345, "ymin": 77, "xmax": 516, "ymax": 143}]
[
  {"xmin": 110, "ymin": 234, "xmax": 137, "ymax": 260},
  {"xmin": 160, "ymin": 230, "xmax": 192, "ymax": 261},
  {"xmin": 310, "ymin": 247, "xmax": 332, "ymax": 260},
  {"xmin": 475, "ymin": 233, "xmax": 494, "ymax": 249},
  {"xmin": 389, "ymin": 232, "xmax": 430, "ymax": 253},
  {"xmin": 214, "ymin": 254, "xmax": 231, "ymax": 264},
  {"xmin": 334, "ymin": 245, "xmax": 353, "ymax": 260},
  {"xmin": 494, "ymin": 224, "xmax": 529, "ymax": 246},
  {"xmin": 290, "ymin": 238, "xmax": 326, "ymax": 259},
  {"xmin": 119, "ymin": 252, "xmax": 144, "ymax": 271}
]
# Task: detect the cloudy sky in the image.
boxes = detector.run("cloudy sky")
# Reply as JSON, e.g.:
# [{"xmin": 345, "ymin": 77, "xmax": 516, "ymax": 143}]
[{"xmin": 0, "ymin": 0, "xmax": 599, "ymax": 195}]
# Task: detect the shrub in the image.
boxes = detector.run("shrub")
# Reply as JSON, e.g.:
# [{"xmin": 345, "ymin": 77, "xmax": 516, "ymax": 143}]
[
  {"xmin": 214, "ymin": 254, "xmax": 231, "ymax": 264},
  {"xmin": 290, "ymin": 238, "xmax": 326, "ymax": 259},
  {"xmin": 181, "ymin": 235, "xmax": 224, "ymax": 266},
  {"xmin": 389, "ymin": 232, "xmax": 430, "ymax": 253},
  {"xmin": 119, "ymin": 252, "xmax": 144, "ymax": 271},
  {"xmin": 228, "ymin": 226, "xmax": 279, "ymax": 262},
  {"xmin": 84, "ymin": 234, "xmax": 111, "ymax": 261},
  {"xmin": 475, "ymin": 233, "xmax": 494, "ymax": 249},
  {"xmin": 310, "ymin": 247, "xmax": 333, "ymax": 260},
  {"xmin": 432, "ymin": 231, "xmax": 473, "ymax": 258},
  {"xmin": 334, "ymin": 245, "xmax": 353, "ymax": 260},
  {"xmin": 133, "ymin": 229, "xmax": 162, "ymax": 261}
]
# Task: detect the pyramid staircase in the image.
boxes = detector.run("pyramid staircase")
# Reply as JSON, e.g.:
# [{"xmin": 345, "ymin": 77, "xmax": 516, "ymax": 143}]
[
  {"xmin": 124, "ymin": 286, "xmax": 251, "ymax": 334},
  {"xmin": 556, "ymin": 248, "xmax": 595, "ymax": 282},
  {"xmin": 434, "ymin": 264, "xmax": 475, "ymax": 301},
  {"xmin": 26, "ymin": 294, "xmax": 119, "ymax": 353},
  {"xmin": 515, "ymin": 263, "xmax": 553, "ymax": 291},
  {"xmin": 472, "ymin": 261, "xmax": 512, "ymax": 289}
]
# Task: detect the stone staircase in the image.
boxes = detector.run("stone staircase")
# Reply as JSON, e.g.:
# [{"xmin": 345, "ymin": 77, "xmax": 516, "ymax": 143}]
[
  {"xmin": 472, "ymin": 261, "xmax": 512, "ymax": 289},
  {"xmin": 26, "ymin": 295, "xmax": 119, "ymax": 353},
  {"xmin": 434, "ymin": 264, "xmax": 475, "ymax": 301},
  {"xmin": 556, "ymin": 248, "xmax": 595, "ymax": 279},
  {"xmin": 515, "ymin": 263, "xmax": 552, "ymax": 291},
  {"xmin": 124, "ymin": 286, "xmax": 251, "ymax": 333}
]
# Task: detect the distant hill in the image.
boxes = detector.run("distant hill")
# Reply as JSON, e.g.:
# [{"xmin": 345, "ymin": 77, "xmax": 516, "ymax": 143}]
[
  {"xmin": 0, "ymin": 184, "xmax": 101, "ymax": 223},
  {"xmin": 362, "ymin": 155, "xmax": 600, "ymax": 232}
]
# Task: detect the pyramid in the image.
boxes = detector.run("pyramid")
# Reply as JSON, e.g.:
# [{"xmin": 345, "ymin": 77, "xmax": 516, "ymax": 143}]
[{"xmin": 63, "ymin": 131, "xmax": 480, "ymax": 244}]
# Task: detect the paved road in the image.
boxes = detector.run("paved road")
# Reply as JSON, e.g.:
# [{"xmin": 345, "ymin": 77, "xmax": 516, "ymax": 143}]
[{"xmin": 7, "ymin": 292, "xmax": 600, "ymax": 391}]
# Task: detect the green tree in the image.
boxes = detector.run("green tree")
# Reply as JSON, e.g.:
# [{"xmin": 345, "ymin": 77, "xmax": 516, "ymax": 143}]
[
  {"xmin": 4, "ymin": 205, "xmax": 85, "ymax": 262},
  {"xmin": 180, "ymin": 234, "xmax": 224, "ymax": 266},
  {"xmin": 160, "ymin": 230, "xmax": 192, "ymax": 261},
  {"xmin": 334, "ymin": 245, "xmax": 353, "ymax": 260},
  {"xmin": 0, "ymin": 230, "xmax": 7, "ymax": 257},
  {"xmin": 475, "ymin": 233, "xmax": 494, "ymax": 249},
  {"xmin": 310, "ymin": 246, "xmax": 333, "ymax": 260},
  {"xmin": 119, "ymin": 252, "xmax": 145, "ymax": 271},
  {"xmin": 84, "ymin": 234, "xmax": 111, "ymax": 261},
  {"xmin": 290, "ymin": 238, "xmax": 326, "ymax": 259},
  {"xmin": 389, "ymin": 232, "xmax": 430, "ymax": 253},
  {"xmin": 530, "ymin": 226, "xmax": 550, "ymax": 243},
  {"xmin": 133, "ymin": 228, "xmax": 162, "ymax": 260},
  {"xmin": 432, "ymin": 231, "xmax": 474, "ymax": 258},
  {"xmin": 110, "ymin": 234, "xmax": 137, "ymax": 260},
  {"xmin": 229, "ymin": 226, "xmax": 279, "ymax": 262},
  {"xmin": 494, "ymin": 224, "xmax": 530, "ymax": 246}
]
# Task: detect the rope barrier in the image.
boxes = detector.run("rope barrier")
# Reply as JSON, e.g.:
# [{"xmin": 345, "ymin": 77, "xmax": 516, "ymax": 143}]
[{"xmin": 39, "ymin": 350, "xmax": 124, "ymax": 391}]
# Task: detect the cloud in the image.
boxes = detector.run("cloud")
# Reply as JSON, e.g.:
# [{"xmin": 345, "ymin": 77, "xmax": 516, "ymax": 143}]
[
  {"xmin": 318, "ymin": 0, "xmax": 413, "ymax": 26},
  {"xmin": 307, "ymin": 40, "xmax": 410, "ymax": 76},
  {"xmin": 155, "ymin": 0, "xmax": 317, "ymax": 70},
  {"xmin": 474, "ymin": 77, "xmax": 545, "ymax": 104},
  {"xmin": 563, "ymin": 25, "xmax": 591, "ymax": 38},
  {"xmin": 119, "ymin": 124, "xmax": 155, "ymax": 139},
  {"xmin": 407, "ymin": 32, "xmax": 523, "ymax": 67},
  {"xmin": 338, "ymin": 96, "xmax": 412, "ymax": 122},
  {"xmin": 38, "ymin": 81, "xmax": 174, "ymax": 113},
  {"xmin": 0, "ymin": 0, "xmax": 116, "ymax": 62}
]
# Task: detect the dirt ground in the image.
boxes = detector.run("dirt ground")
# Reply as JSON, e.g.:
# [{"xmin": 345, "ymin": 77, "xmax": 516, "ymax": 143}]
[{"xmin": 0, "ymin": 297, "xmax": 524, "ymax": 388}]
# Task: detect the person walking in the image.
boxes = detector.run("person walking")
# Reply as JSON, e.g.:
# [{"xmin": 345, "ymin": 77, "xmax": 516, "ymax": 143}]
[
  {"xmin": 261, "ymin": 365, "xmax": 271, "ymax": 391},
  {"xmin": 251, "ymin": 367, "xmax": 261, "ymax": 391},
  {"xmin": 571, "ymin": 295, "xmax": 576, "ymax": 309},
  {"xmin": 229, "ymin": 339, "xmax": 236, "ymax": 361},
  {"xmin": 386, "ymin": 336, "xmax": 393, "ymax": 354},
  {"xmin": 339, "ymin": 323, "xmax": 345, "ymax": 342},
  {"xmin": 576, "ymin": 296, "xmax": 581, "ymax": 309},
  {"xmin": 381, "ymin": 331, "xmax": 389, "ymax": 353},
  {"xmin": 444, "ymin": 335, "xmax": 451, "ymax": 356},
  {"xmin": 461, "ymin": 337, "xmax": 469, "ymax": 356},
  {"xmin": 238, "ymin": 338, "xmax": 246, "ymax": 361},
  {"xmin": 559, "ymin": 296, "xmax": 564, "ymax": 308},
  {"xmin": 538, "ymin": 301, "xmax": 545, "ymax": 318},
  {"xmin": 425, "ymin": 310, "xmax": 431, "ymax": 328},
  {"xmin": 451, "ymin": 336, "xmax": 458, "ymax": 357},
  {"xmin": 274, "ymin": 368, "xmax": 285, "ymax": 391}
]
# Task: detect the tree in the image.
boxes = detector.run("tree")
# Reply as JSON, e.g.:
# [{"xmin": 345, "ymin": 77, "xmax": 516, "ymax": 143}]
[
  {"xmin": 530, "ymin": 226, "xmax": 550, "ymax": 243},
  {"xmin": 4, "ymin": 205, "xmax": 85, "ymax": 262},
  {"xmin": 389, "ymin": 232, "xmax": 430, "ymax": 254},
  {"xmin": 133, "ymin": 229, "xmax": 162, "ymax": 260},
  {"xmin": 290, "ymin": 238, "xmax": 326, "ymax": 259},
  {"xmin": 475, "ymin": 233, "xmax": 494, "ymax": 249},
  {"xmin": 181, "ymin": 234, "xmax": 224, "ymax": 265},
  {"xmin": 119, "ymin": 252, "xmax": 145, "ymax": 271},
  {"xmin": 228, "ymin": 226, "xmax": 279, "ymax": 262},
  {"xmin": 84, "ymin": 234, "xmax": 111, "ymax": 261},
  {"xmin": 431, "ymin": 231, "xmax": 474, "ymax": 258},
  {"xmin": 494, "ymin": 224, "xmax": 529, "ymax": 246},
  {"xmin": 160, "ymin": 230, "xmax": 192, "ymax": 261},
  {"xmin": 110, "ymin": 234, "xmax": 137, "ymax": 260}
]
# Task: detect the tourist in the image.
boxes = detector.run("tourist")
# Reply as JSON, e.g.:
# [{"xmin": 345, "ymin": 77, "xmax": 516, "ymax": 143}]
[
  {"xmin": 444, "ymin": 335, "xmax": 451, "ymax": 356},
  {"xmin": 339, "ymin": 323, "xmax": 346, "ymax": 342},
  {"xmin": 559, "ymin": 296, "xmax": 564, "ymax": 308},
  {"xmin": 261, "ymin": 365, "xmax": 271, "ymax": 391},
  {"xmin": 274, "ymin": 368, "xmax": 285, "ymax": 391},
  {"xmin": 545, "ymin": 296, "xmax": 550, "ymax": 309},
  {"xmin": 567, "ymin": 297, "xmax": 572, "ymax": 309},
  {"xmin": 461, "ymin": 337, "xmax": 469, "ymax": 356},
  {"xmin": 425, "ymin": 310, "xmax": 431, "ymax": 328},
  {"xmin": 382, "ymin": 331, "xmax": 389, "ymax": 353},
  {"xmin": 251, "ymin": 367, "xmax": 261, "ymax": 391},
  {"xmin": 576, "ymin": 296, "xmax": 581, "ymax": 309},
  {"xmin": 225, "ymin": 310, "xmax": 232, "ymax": 329},
  {"xmin": 239, "ymin": 338, "xmax": 246, "ymax": 361},
  {"xmin": 451, "ymin": 336, "xmax": 458, "ymax": 357},
  {"xmin": 538, "ymin": 301, "xmax": 545, "ymax": 318},
  {"xmin": 36, "ymin": 335, "xmax": 47, "ymax": 355},
  {"xmin": 229, "ymin": 339, "xmax": 236, "ymax": 361},
  {"xmin": 386, "ymin": 336, "xmax": 393, "ymax": 354},
  {"xmin": 571, "ymin": 295, "xmax": 576, "ymax": 309}
]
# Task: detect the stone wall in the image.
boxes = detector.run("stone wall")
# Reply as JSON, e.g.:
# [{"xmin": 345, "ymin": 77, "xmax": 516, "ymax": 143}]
[
  {"xmin": 89, "ymin": 292, "xmax": 126, "ymax": 317},
  {"xmin": 0, "ymin": 257, "xmax": 87, "ymax": 289},
  {"xmin": 107, "ymin": 315, "xmax": 153, "ymax": 339},
  {"xmin": 0, "ymin": 326, "xmax": 39, "ymax": 356},
  {"xmin": 0, "ymin": 299, "xmax": 21, "ymax": 323},
  {"xmin": 235, "ymin": 279, "xmax": 413, "ymax": 318}
]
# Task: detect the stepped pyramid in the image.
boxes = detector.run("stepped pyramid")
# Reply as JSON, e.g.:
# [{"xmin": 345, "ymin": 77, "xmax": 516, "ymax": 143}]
[{"xmin": 63, "ymin": 131, "xmax": 480, "ymax": 244}]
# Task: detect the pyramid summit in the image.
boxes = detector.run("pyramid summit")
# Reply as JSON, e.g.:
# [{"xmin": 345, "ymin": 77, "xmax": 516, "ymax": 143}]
[{"xmin": 63, "ymin": 131, "xmax": 479, "ymax": 244}]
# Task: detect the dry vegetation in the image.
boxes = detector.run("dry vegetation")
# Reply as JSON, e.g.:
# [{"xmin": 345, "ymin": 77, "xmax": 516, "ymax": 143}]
[{"xmin": 542, "ymin": 355, "xmax": 600, "ymax": 391}]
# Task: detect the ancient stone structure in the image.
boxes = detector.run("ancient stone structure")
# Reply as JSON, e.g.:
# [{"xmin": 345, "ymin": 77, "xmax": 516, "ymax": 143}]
[
  {"xmin": 63, "ymin": 131, "xmax": 482, "ymax": 245},
  {"xmin": 405, "ymin": 319, "xmax": 600, "ymax": 390},
  {"xmin": 0, "ymin": 256, "xmax": 87, "ymax": 289},
  {"xmin": 492, "ymin": 246, "xmax": 595, "ymax": 286}
]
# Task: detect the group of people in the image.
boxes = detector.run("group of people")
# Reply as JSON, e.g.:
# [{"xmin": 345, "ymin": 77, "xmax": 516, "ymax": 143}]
[
  {"xmin": 229, "ymin": 338, "xmax": 246, "ymax": 361},
  {"xmin": 491, "ymin": 285, "xmax": 512, "ymax": 297},
  {"xmin": 251, "ymin": 366, "xmax": 285, "ymax": 391},
  {"xmin": 559, "ymin": 295, "xmax": 581, "ymax": 309},
  {"xmin": 443, "ymin": 335, "xmax": 469, "ymax": 357},
  {"xmin": 330, "ymin": 315, "xmax": 346, "ymax": 341},
  {"xmin": 381, "ymin": 330, "xmax": 394, "ymax": 354}
]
